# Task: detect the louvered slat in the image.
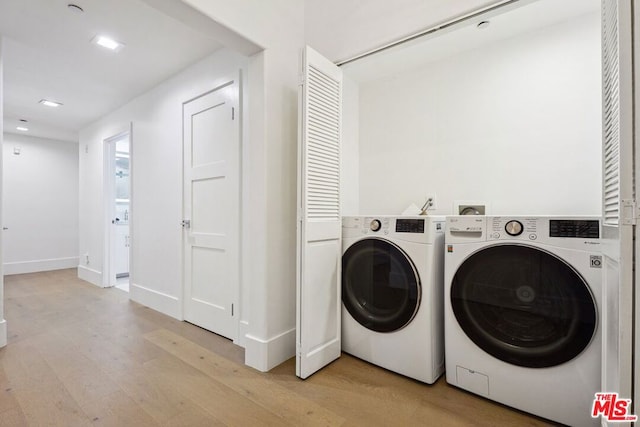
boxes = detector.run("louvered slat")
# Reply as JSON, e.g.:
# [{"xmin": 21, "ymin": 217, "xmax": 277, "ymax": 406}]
[
  {"xmin": 306, "ymin": 63, "xmax": 340, "ymax": 220},
  {"xmin": 602, "ymin": 0, "xmax": 620, "ymax": 225}
]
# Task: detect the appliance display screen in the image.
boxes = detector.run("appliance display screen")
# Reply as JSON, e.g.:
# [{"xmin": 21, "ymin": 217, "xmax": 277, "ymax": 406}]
[
  {"xmin": 396, "ymin": 219, "xmax": 425, "ymax": 233},
  {"xmin": 549, "ymin": 220, "xmax": 599, "ymax": 238}
]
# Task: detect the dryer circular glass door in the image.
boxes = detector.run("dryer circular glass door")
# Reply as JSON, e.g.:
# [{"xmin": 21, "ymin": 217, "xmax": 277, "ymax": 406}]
[
  {"xmin": 451, "ymin": 244, "xmax": 597, "ymax": 368},
  {"xmin": 342, "ymin": 238, "xmax": 421, "ymax": 333}
]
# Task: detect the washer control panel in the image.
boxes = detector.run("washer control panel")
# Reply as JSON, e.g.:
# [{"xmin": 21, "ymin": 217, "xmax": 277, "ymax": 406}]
[
  {"xmin": 363, "ymin": 217, "xmax": 390, "ymax": 234},
  {"xmin": 486, "ymin": 217, "xmax": 601, "ymax": 244},
  {"xmin": 489, "ymin": 217, "xmax": 539, "ymax": 241}
]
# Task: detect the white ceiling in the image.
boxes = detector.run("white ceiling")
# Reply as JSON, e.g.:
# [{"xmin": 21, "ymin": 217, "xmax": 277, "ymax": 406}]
[{"xmin": 0, "ymin": 0, "xmax": 226, "ymax": 142}]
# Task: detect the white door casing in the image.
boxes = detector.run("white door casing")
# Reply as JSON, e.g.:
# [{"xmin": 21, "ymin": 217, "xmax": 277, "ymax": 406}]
[
  {"xmin": 183, "ymin": 75, "xmax": 240, "ymax": 341},
  {"xmin": 296, "ymin": 46, "xmax": 343, "ymax": 379},
  {"xmin": 600, "ymin": 1, "xmax": 634, "ymax": 425},
  {"xmin": 634, "ymin": 0, "xmax": 640, "ymax": 415}
]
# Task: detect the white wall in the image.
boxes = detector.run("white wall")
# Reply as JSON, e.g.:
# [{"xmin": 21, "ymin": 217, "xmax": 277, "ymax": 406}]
[
  {"xmin": 342, "ymin": 75, "xmax": 360, "ymax": 215},
  {"xmin": 181, "ymin": 0, "xmax": 305, "ymax": 371},
  {"xmin": 355, "ymin": 12, "xmax": 601, "ymax": 216},
  {"xmin": 78, "ymin": 49, "xmax": 248, "ymax": 319},
  {"xmin": 2, "ymin": 134, "xmax": 79, "ymax": 274}
]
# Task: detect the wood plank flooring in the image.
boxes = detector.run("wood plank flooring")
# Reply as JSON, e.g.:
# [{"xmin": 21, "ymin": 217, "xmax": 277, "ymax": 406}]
[{"xmin": 0, "ymin": 269, "xmax": 556, "ymax": 426}]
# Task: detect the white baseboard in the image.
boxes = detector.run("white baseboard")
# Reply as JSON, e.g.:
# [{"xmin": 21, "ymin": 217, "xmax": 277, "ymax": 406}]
[
  {"xmin": 235, "ymin": 320, "xmax": 250, "ymax": 348},
  {"xmin": 3, "ymin": 257, "xmax": 79, "ymax": 276},
  {"xmin": 130, "ymin": 282, "xmax": 181, "ymax": 320},
  {"xmin": 0, "ymin": 319, "xmax": 7, "ymax": 348},
  {"xmin": 77, "ymin": 265, "xmax": 103, "ymax": 287},
  {"xmin": 245, "ymin": 327, "xmax": 295, "ymax": 372}
]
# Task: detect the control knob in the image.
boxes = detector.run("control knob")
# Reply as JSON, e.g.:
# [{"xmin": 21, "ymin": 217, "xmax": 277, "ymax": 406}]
[
  {"xmin": 370, "ymin": 219, "xmax": 382, "ymax": 232},
  {"xmin": 505, "ymin": 220, "xmax": 524, "ymax": 236}
]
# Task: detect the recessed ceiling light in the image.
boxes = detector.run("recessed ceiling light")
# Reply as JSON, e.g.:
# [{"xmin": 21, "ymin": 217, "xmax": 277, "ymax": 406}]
[
  {"xmin": 16, "ymin": 126, "xmax": 29, "ymax": 132},
  {"xmin": 91, "ymin": 35, "xmax": 125, "ymax": 52},
  {"xmin": 39, "ymin": 99, "xmax": 63, "ymax": 108}
]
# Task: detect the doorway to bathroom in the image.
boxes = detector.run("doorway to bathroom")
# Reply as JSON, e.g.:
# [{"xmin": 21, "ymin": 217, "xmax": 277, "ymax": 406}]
[{"xmin": 104, "ymin": 129, "xmax": 131, "ymax": 291}]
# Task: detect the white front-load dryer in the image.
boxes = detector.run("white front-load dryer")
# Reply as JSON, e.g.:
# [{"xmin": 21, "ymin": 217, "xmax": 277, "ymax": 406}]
[
  {"xmin": 342, "ymin": 215, "xmax": 445, "ymax": 384},
  {"xmin": 444, "ymin": 216, "xmax": 602, "ymax": 426}
]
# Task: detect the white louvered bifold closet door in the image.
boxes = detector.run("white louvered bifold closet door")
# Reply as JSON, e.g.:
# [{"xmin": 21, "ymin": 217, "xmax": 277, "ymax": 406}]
[
  {"xmin": 600, "ymin": 0, "xmax": 634, "ymax": 424},
  {"xmin": 296, "ymin": 46, "xmax": 343, "ymax": 379}
]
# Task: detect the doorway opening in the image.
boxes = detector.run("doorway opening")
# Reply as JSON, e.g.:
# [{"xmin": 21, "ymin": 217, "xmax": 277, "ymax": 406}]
[{"xmin": 104, "ymin": 129, "xmax": 131, "ymax": 291}]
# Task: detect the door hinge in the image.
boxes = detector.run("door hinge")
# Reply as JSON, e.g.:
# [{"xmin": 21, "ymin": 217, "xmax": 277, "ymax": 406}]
[
  {"xmin": 181, "ymin": 219, "xmax": 191, "ymax": 229},
  {"xmin": 298, "ymin": 74, "xmax": 305, "ymax": 87},
  {"xmin": 231, "ymin": 107, "xmax": 235, "ymax": 120},
  {"xmin": 231, "ymin": 303, "xmax": 234, "ymax": 316},
  {"xmin": 621, "ymin": 199, "xmax": 637, "ymax": 225}
]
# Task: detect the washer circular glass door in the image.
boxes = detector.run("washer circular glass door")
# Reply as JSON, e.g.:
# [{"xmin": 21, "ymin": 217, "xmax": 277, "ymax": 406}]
[
  {"xmin": 451, "ymin": 244, "xmax": 597, "ymax": 368},
  {"xmin": 342, "ymin": 238, "xmax": 421, "ymax": 333}
]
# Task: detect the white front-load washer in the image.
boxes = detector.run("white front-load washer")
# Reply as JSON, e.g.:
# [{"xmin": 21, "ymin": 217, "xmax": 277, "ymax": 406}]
[
  {"xmin": 444, "ymin": 216, "xmax": 602, "ymax": 426},
  {"xmin": 342, "ymin": 215, "xmax": 445, "ymax": 384}
]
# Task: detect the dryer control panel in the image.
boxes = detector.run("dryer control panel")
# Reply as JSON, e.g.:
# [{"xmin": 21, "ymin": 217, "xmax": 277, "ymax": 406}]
[{"xmin": 342, "ymin": 216, "xmax": 444, "ymax": 243}]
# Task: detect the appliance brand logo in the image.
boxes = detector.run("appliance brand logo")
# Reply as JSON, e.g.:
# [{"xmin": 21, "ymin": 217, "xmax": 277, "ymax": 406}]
[
  {"xmin": 592, "ymin": 393, "xmax": 637, "ymax": 422},
  {"xmin": 590, "ymin": 255, "xmax": 602, "ymax": 269}
]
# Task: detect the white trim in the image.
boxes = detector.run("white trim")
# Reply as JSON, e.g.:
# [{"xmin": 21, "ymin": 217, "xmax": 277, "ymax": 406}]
[
  {"xmin": 236, "ymin": 320, "xmax": 249, "ymax": 348},
  {"xmin": 130, "ymin": 282, "xmax": 181, "ymax": 320},
  {"xmin": 77, "ymin": 265, "xmax": 103, "ymax": 287},
  {"xmin": 0, "ymin": 319, "xmax": 6, "ymax": 348},
  {"xmin": 3, "ymin": 257, "xmax": 79, "ymax": 276},
  {"xmin": 244, "ymin": 328, "xmax": 295, "ymax": 372}
]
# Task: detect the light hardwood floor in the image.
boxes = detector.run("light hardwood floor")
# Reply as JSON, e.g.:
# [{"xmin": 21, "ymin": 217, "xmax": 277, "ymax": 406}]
[{"xmin": 0, "ymin": 269, "xmax": 556, "ymax": 426}]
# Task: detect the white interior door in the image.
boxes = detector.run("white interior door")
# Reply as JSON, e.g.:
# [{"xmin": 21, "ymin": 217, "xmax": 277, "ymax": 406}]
[
  {"xmin": 183, "ymin": 75, "xmax": 240, "ymax": 341},
  {"xmin": 600, "ymin": 1, "xmax": 634, "ymax": 425},
  {"xmin": 296, "ymin": 46, "xmax": 343, "ymax": 379}
]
